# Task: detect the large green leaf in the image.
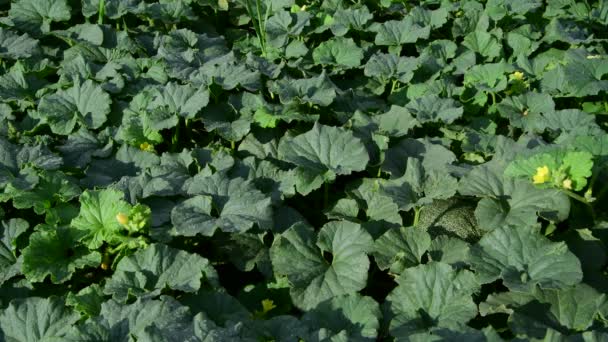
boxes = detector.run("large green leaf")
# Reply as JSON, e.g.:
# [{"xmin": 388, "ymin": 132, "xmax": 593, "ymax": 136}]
[
  {"xmin": 148, "ymin": 82, "xmax": 209, "ymax": 120},
  {"xmin": 70, "ymin": 189, "xmax": 131, "ymax": 249},
  {"xmin": 278, "ymin": 123, "xmax": 369, "ymax": 194},
  {"xmin": 462, "ymin": 30, "xmax": 501, "ymax": 60},
  {"xmin": 269, "ymin": 72, "xmax": 337, "ymax": 106},
  {"xmin": 0, "ymin": 219, "xmax": 27, "ymax": 286},
  {"xmin": 385, "ymin": 262, "xmax": 479, "ymax": 337},
  {"xmin": 371, "ymin": 17, "xmax": 430, "ymax": 46},
  {"xmin": 312, "ymin": 37, "xmax": 363, "ymax": 68},
  {"xmin": 469, "ymin": 225, "xmax": 583, "ymax": 291},
  {"xmin": 364, "ymin": 53, "xmax": 418, "ymax": 85},
  {"xmin": 0, "ymin": 297, "xmax": 80, "ymax": 341},
  {"xmin": 301, "ymin": 294, "xmax": 381, "ymax": 341},
  {"xmin": 270, "ymin": 221, "xmax": 373, "ymax": 310},
  {"xmin": 372, "ymin": 226, "xmax": 431, "ymax": 274},
  {"xmin": 405, "ymin": 94, "xmax": 464, "ymax": 124},
  {"xmin": 459, "ymin": 159, "xmax": 570, "ymax": 230},
  {"xmin": 36, "ymin": 79, "xmax": 111, "ymax": 135},
  {"xmin": 22, "ymin": 225, "xmax": 100, "ymax": 284},
  {"xmin": 8, "ymin": 0, "xmax": 71, "ymax": 35},
  {"xmin": 104, "ymin": 243, "xmax": 219, "ymax": 301},
  {"xmin": 2, "ymin": 170, "xmax": 80, "ymax": 215},
  {"xmin": 66, "ymin": 297, "xmax": 194, "ymax": 341},
  {"xmin": 0, "ymin": 27, "xmax": 40, "ymax": 59},
  {"xmin": 181, "ymin": 171, "xmax": 273, "ymax": 234}
]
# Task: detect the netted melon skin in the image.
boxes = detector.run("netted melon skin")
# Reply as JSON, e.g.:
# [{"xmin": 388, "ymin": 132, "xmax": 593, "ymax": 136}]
[{"xmin": 418, "ymin": 198, "xmax": 483, "ymax": 243}]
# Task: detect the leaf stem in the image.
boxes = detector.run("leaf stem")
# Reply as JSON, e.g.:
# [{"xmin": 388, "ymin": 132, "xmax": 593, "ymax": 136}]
[
  {"xmin": 390, "ymin": 80, "xmax": 399, "ymax": 94},
  {"xmin": 230, "ymin": 140, "xmax": 236, "ymax": 150},
  {"xmin": 563, "ymin": 189, "xmax": 591, "ymax": 205},
  {"xmin": 489, "ymin": 92, "xmax": 497, "ymax": 106},
  {"xmin": 98, "ymin": 0, "xmax": 105, "ymax": 25},
  {"xmin": 413, "ymin": 206, "xmax": 422, "ymax": 226}
]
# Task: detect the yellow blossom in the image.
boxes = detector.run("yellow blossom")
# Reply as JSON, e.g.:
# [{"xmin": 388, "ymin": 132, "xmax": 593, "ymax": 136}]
[
  {"xmin": 510, "ymin": 71, "xmax": 525, "ymax": 81},
  {"xmin": 562, "ymin": 179, "xmax": 572, "ymax": 190},
  {"xmin": 261, "ymin": 299, "xmax": 276, "ymax": 313},
  {"xmin": 116, "ymin": 212, "xmax": 129, "ymax": 225},
  {"xmin": 532, "ymin": 166, "xmax": 551, "ymax": 184},
  {"xmin": 139, "ymin": 142, "xmax": 154, "ymax": 152}
]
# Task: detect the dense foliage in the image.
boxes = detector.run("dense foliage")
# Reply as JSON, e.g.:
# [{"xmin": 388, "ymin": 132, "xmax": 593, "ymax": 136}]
[{"xmin": 0, "ymin": 0, "xmax": 608, "ymax": 340}]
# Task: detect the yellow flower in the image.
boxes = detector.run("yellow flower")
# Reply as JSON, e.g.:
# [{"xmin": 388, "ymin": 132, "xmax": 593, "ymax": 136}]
[
  {"xmin": 510, "ymin": 71, "xmax": 525, "ymax": 81},
  {"xmin": 116, "ymin": 213, "xmax": 129, "ymax": 225},
  {"xmin": 562, "ymin": 179, "xmax": 572, "ymax": 190},
  {"xmin": 261, "ymin": 299, "xmax": 276, "ymax": 313},
  {"xmin": 532, "ymin": 166, "xmax": 551, "ymax": 184},
  {"xmin": 139, "ymin": 142, "xmax": 154, "ymax": 152}
]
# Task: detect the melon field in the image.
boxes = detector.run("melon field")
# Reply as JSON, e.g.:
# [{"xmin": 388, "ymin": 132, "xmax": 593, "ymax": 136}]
[{"xmin": 1, "ymin": 0, "xmax": 608, "ymax": 340}]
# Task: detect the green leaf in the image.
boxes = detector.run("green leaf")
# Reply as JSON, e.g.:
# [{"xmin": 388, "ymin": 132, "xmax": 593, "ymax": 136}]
[
  {"xmin": 67, "ymin": 297, "xmax": 195, "ymax": 341},
  {"xmin": 370, "ymin": 105, "xmax": 419, "ymax": 138},
  {"xmin": 497, "ymin": 92, "xmax": 554, "ymax": 133},
  {"xmin": 511, "ymin": 284, "xmax": 606, "ymax": 336},
  {"xmin": 364, "ymin": 52, "xmax": 418, "ymax": 85},
  {"xmin": 0, "ymin": 27, "xmax": 40, "ymax": 59},
  {"xmin": 66, "ymin": 284, "xmax": 104, "ymax": 317},
  {"xmin": 278, "ymin": 123, "xmax": 369, "ymax": 194},
  {"xmin": 405, "ymin": 94, "xmax": 464, "ymax": 124},
  {"xmin": 312, "ymin": 37, "xmax": 364, "ymax": 68},
  {"xmin": 460, "ymin": 159, "xmax": 570, "ymax": 230},
  {"xmin": 148, "ymin": 82, "xmax": 209, "ymax": 120},
  {"xmin": 3, "ymin": 170, "xmax": 80, "ymax": 215},
  {"xmin": 270, "ymin": 221, "xmax": 373, "ymax": 310},
  {"xmin": 428, "ymin": 236, "xmax": 470, "ymax": 267},
  {"xmin": 386, "ymin": 262, "xmax": 479, "ymax": 337},
  {"xmin": 348, "ymin": 178, "xmax": 402, "ymax": 226},
  {"xmin": 8, "ymin": 0, "xmax": 72, "ymax": 35},
  {"xmin": 0, "ymin": 297, "xmax": 80, "ymax": 341},
  {"xmin": 265, "ymin": 10, "xmax": 310, "ymax": 48},
  {"xmin": 330, "ymin": 6, "xmax": 373, "ymax": 36},
  {"xmin": 0, "ymin": 219, "xmax": 28, "ymax": 285},
  {"xmin": 382, "ymin": 138, "xmax": 456, "ymax": 178},
  {"xmin": 70, "ymin": 189, "xmax": 131, "ymax": 249},
  {"xmin": 0, "ymin": 70, "xmax": 41, "ymax": 106},
  {"xmin": 463, "ymin": 62, "xmax": 510, "ymax": 93},
  {"xmin": 301, "ymin": 294, "xmax": 381, "ymax": 340},
  {"xmin": 36, "ymin": 79, "xmax": 111, "ymax": 135},
  {"xmin": 104, "ymin": 243, "xmax": 219, "ymax": 301},
  {"xmin": 462, "ymin": 30, "xmax": 502, "ymax": 60},
  {"xmin": 373, "ymin": 226, "xmax": 431, "ymax": 274},
  {"xmin": 181, "ymin": 171, "xmax": 274, "ymax": 234},
  {"xmin": 469, "ymin": 225, "xmax": 583, "ymax": 291},
  {"xmin": 269, "ymin": 71, "xmax": 337, "ymax": 106},
  {"xmin": 22, "ymin": 225, "xmax": 101, "ymax": 284},
  {"xmin": 505, "ymin": 150, "xmax": 594, "ymax": 191},
  {"xmin": 371, "ymin": 17, "xmax": 430, "ymax": 46}
]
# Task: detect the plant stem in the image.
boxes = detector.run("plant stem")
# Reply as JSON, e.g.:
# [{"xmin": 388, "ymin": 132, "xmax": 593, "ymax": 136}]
[
  {"xmin": 413, "ymin": 206, "xmax": 422, "ymax": 226},
  {"xmin": 98, "ymin": 0, "xmax": 105, "ymax": 25},
  {"xmin": 230, "ymin": 140, "xmax": 235, "ymax": 150},
  {"xmin": 390, "ymin": 80, "xmax": 399, "ymax": 94},
  {"xmin": 489, "ymin": 92, "xmax": 497, "ymax": 106},
  {"xmin": 563, "ymin": 189, "xmax": 591, "ymax": 205},
  {"xmin": 245, "ymin": 0, "xmax": 267, "ymax": 56},
  {"xmin": 171, "ymin": 120, "xmax": 181, "ymax": 152}
]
